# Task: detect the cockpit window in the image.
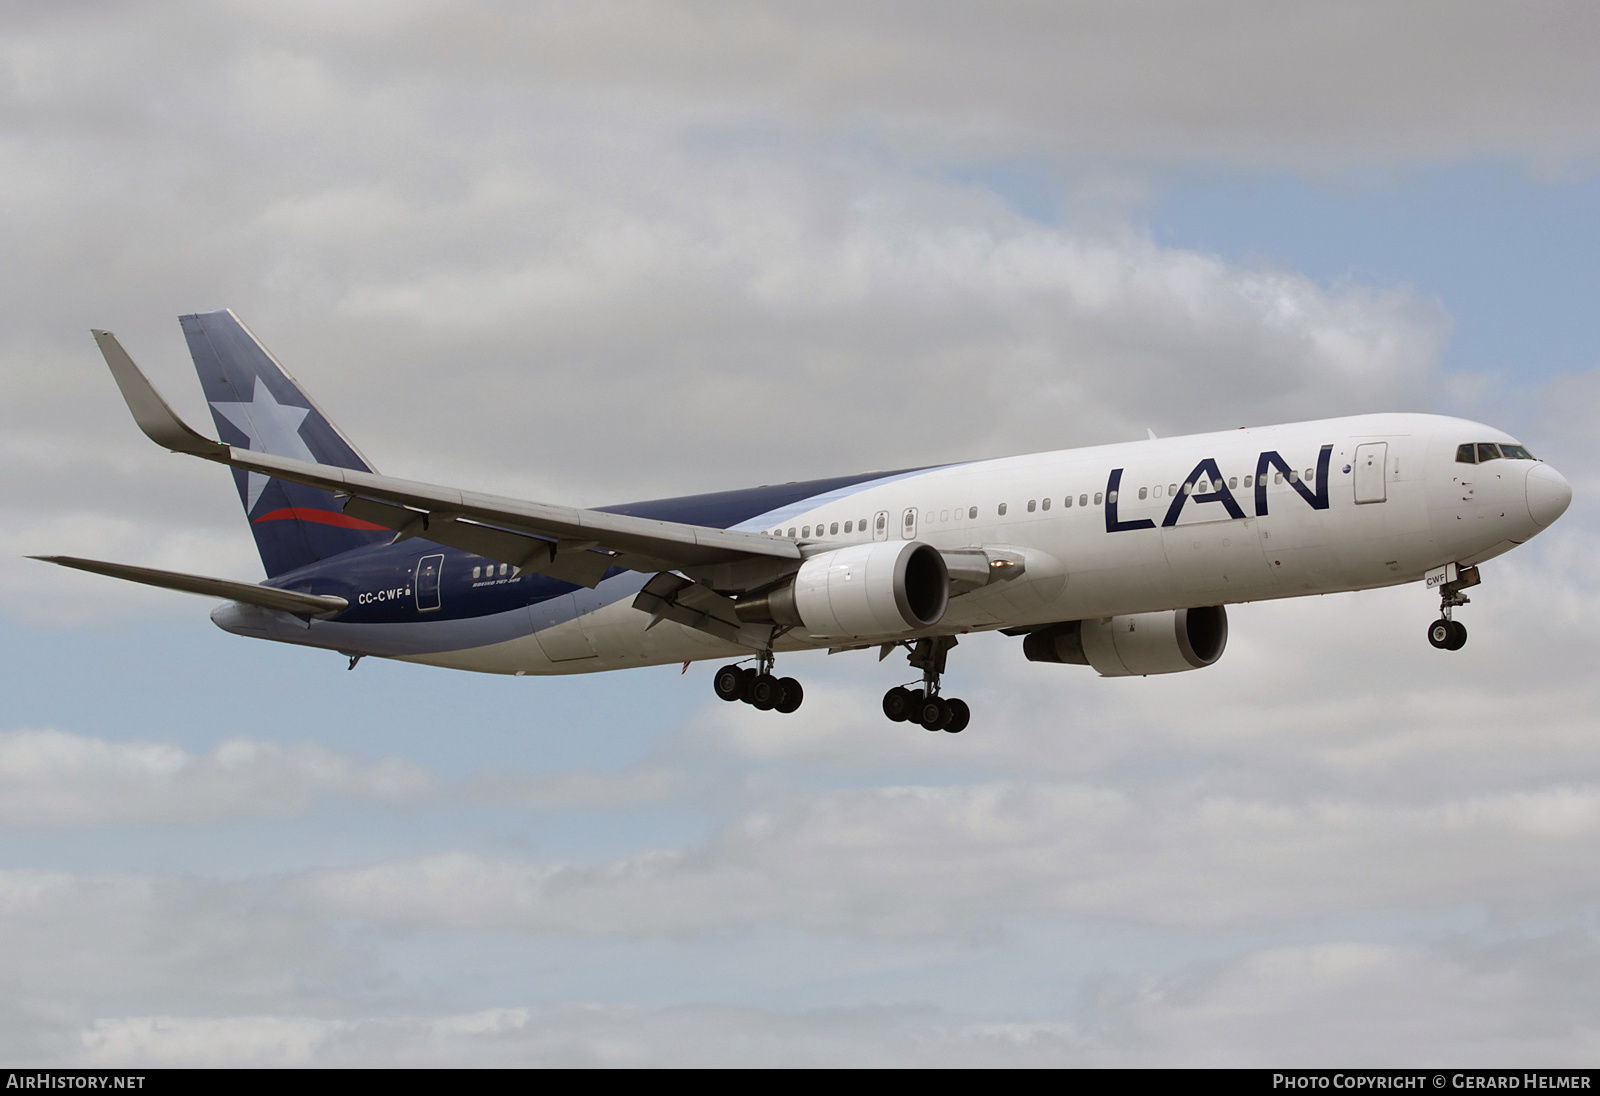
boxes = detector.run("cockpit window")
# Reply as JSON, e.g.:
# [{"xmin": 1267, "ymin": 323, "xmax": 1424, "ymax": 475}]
[{"xmin": 1457, "ymin": 441, "xmax": 1535, "ymax": 463}]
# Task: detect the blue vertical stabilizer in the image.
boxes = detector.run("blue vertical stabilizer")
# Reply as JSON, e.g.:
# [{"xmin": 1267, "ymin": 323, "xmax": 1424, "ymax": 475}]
[{"xmin": 182, "ymin": 310, "xmax": 390, "ymax": 577}]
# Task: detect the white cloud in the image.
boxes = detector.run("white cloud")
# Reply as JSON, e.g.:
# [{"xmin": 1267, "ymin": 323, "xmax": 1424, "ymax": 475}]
[
  {"xmin": 0, "ymin": 868, "xmax": 349, "ymax": 1062},
  {"xmin": 293, "ymin": 768, "xmax": 1600, "ymax": 937},
  {"xmin": 0, "ymin": 730, "xmax": 432, "ymax": 826},
  {"xmin": 68, "ymin": 933, "xmax": 1600, "ymax": 1066},
  {"xmin": 1104, "ymin": 936, "xmax": 1600, "ymax": 1067}
]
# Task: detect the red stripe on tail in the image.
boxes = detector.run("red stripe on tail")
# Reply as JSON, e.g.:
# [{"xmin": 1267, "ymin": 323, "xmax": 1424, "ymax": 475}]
[{"xmin": 251, "ymin": 507, "xmax": 388, "ymax": 531}]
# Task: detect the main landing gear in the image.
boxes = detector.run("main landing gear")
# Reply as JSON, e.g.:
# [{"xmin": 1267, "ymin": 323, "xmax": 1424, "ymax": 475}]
[
  {"xmin": 1427, "ymin": 563, "xmax": 1480, "ymax": 652},
  {"xmin": 882, "ymin": 635, "xmax": 970, "ymax": 733},
  {"xmin": 712, "ymin": 650, "xmax": 804, "ymax": 714}
]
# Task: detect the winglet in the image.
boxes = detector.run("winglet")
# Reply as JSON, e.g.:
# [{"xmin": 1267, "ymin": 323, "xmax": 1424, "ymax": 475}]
[{"xmin": 91, "ymin": 329, "xmax": 228, "ymax": 458}]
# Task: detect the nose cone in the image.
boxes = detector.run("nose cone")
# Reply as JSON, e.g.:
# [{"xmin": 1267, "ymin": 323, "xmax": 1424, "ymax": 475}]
[{"xmin": 1525, "ymin": 463, "xmax": 1572, "ymax": 528}]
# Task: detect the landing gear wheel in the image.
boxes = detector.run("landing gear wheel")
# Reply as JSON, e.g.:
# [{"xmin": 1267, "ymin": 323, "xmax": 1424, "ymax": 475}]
[
  {"xmin": 882, "ymin": 686, "xmax": 914, "ymax": 722},
  {"xmin": 775, "ymin": 677, "xmax": 804, "ymax": 714},
  {"xmin": 943, "ymin": 698, "xmax": 970, "ymax": 734},
  {"xmin": 918, "ymin": 696, "xmax": 952, "ymax": 731},
  {"xmin": 1429, "ymin": 619, "xmax": 1469, "ymax": 650},
  {"xmin": 713, "ymin": 664, "xmax": 744, "ymax": 702},
  {"xmin": 738, "ymin": 667, "xmax": 758, "ymax": 703},
  {"xmin": 749, "ymin": 673, "xmax": 781, "ymax": 711}
]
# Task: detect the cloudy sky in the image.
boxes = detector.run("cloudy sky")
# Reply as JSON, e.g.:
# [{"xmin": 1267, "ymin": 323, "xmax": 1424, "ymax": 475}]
[{"xmin": 4, "ymin": 1, "xmax": 1600, "ymax": 1066}]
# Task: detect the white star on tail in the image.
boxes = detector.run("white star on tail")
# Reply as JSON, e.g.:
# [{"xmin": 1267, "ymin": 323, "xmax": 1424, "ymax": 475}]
[{"xmin": 209, "ymin": 377, "xmax": 317, "ymax": 513}]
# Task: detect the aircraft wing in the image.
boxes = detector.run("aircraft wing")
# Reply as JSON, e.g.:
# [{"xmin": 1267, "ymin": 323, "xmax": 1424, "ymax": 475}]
[{"xmin": 92, "ymin": 330, "xmax": 803, "ymax": 591}]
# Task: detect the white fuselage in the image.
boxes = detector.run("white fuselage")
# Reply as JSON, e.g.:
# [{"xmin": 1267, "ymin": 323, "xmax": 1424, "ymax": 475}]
[{"xmin": 389, "ymin": 413, "xmax": 1562, "ymax": 676}]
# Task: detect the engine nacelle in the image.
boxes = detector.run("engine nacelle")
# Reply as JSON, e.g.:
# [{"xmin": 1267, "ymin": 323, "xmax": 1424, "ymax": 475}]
[
  {"xmin": 736, "ymin": 540, "xmax": 949, "ymax": 638},
  {"xmin": 1023, "ymin": 606, "xmax": 1227, "ymax": 677}
]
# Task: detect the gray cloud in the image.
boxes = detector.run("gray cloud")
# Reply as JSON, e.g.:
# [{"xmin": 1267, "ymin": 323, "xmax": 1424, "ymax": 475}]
[{"xmin": 0, "ymin": 730, "xmax": 432, "ymax": 826}]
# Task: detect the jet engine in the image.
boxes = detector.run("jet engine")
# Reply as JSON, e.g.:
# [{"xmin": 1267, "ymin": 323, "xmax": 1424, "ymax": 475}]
[
  {"xmin": 1023, "ymin": 606, "xmax": 1227, "ymax": 677},
  {"xmin": 736, "ymin": 540, "xmax": 948, "ymax": 638}
]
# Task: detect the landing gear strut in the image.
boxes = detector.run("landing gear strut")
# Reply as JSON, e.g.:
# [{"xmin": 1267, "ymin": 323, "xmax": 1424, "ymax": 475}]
[
  {"xmin": 1427, "ymin": 564, "xmax": 1479, "ymax": 652},
  {"xmin": 881, "ymin": 635, "xmax": 970, "ymax": 733},
  {"xmin": 712, "ymin": 648, "xmax": 803, "ymax": 714}
]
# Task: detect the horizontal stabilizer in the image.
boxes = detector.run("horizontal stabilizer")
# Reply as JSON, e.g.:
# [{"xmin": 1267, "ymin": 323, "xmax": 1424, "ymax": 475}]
[{"xmin": 30, "ymin": 555, "xmax": 348, "ymax": 616}]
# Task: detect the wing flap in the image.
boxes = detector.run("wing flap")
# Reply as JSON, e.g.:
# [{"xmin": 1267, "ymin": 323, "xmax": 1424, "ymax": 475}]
[
  {"xmin": 632, "ymin": 571, "xmax": 770, "ymax": 647},
  {"xmin": 31, "ymin": 555, "xmax": 348, "ymax": 615}
]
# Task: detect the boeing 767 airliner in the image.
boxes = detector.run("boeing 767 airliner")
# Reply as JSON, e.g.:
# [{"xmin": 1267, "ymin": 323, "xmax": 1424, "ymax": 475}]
[{"xmin": 35, "ymin": 311, "xmax": 1572, "ymax": 733}]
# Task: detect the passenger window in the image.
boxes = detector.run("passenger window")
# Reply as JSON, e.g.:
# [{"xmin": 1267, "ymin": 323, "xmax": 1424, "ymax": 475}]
[
  {"xmin": 1477, "ymin": 443, "xmax": 1502, "ymax": 462},
  {"xmin": 471, "ymin": 566, "xmax": 481, "ymax": 579},
  {"xmin": 499, "ymin": 564, "xmax": 507, "ymax": 577},
  {"xmin": 1064, "ymin": 495, "xmax": 1073, "ymax": 508},
  {"xmin": 1167, "ymin": 484, "xmax": 1177, "ymax": 496},
  {"xmin": 1107, "ymin": 490, "xmax": 1118, "ymax": 504},
  {"xmin": 860, "ymin": 517, "xmax": 868, "ymax": 529},
  {"xmin": 843, "ymin": 521, "xmax": 852, "ymax": 533},
  {"xmin": 1455, "ymin": 444, "xmax": 1477, "ymax": 464},
  {"xmin": 788, "ymin": 527, "xmax": 797, "ymax": 537},
  {"xmin": 968, "ymin": 506, "xmax": 977, "ymax": 519},
  {"xmin": 998, "ymin": 503, "xmax": 1008, "ymax": 516},
  {"xmin": 1183, "ymin": 482, "xmax": 1194, "ymax": 495},
  {"xmin": 1027, "ymin": 500, "xmax": 1036, "ymax": 513},
  {"xmin": 1138, "ymin": 487, "xmax": 1148, "ymax": 500},
  {"xmin": 1304, "ymin": 469, "xmax": 1313, "ymax": 482},
  {"xmin": 1228, "ymin": 477, "xmax": 1237, "ymax": 489},
  {"xmin": 1093, "ymin": 492, "xmax": 1103, "ymax": 505},
  {"xmin": 1041, "ymin": 497, "xmax": 1050, "ymax": 511},
  {"xmin": 830, "ymin": 522, "xmax": 839, "ymax": 535},
  {"xmin": 1287, "ymin": 470, "xmax": 1298, "ymax": 483},
  {"xmin": 1244, "ymin": 475, "xmax": 1253, "ymax": 488},
  {"xmin": 1274, "ymin": 472, "xmax": 1283, "ymax": 484},
  {"xmin": 876, "ymin": 514, "xmax": 886, "ymax": 532},
  {"xmin": 952, "ymin": 508, "xmax": 962, "ymax": 521},
  {"xmin": 802, "ymin": 526, "xmax": 811, "ymax": 537},
  {"xmin": 1079, "ymin": 494, "xmax": 1088, "ymax": 508}
]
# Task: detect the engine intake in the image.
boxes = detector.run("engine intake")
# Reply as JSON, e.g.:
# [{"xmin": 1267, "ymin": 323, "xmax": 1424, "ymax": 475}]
[
  {"xmin": 1023, "ymin": 606, "xmax": 1227, "ymax": 677},
  {"xmin": 737, "ymin": 540, "xmax": 949, "ymax": 638}
]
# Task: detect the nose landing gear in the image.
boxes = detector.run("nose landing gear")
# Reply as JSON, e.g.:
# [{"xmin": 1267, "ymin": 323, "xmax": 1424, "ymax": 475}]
[
  {"xmin": 1427, "ymin": 563, "xmax": 1479, "ymax": 651},
  {"xmin": 881, "ymin": 635, "xmax": 970, "ymax": 733}
]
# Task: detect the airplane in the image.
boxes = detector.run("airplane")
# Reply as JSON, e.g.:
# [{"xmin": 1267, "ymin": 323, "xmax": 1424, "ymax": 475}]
[{"xmin": 35, "ymin": 311, "xmax": 1572, "ymax": 734}]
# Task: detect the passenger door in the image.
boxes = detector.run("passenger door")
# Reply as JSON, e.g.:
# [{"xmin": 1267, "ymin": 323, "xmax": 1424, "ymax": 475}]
[{"xmin": 1354, "ymin": 443, "xmax": 1388, "ymax": 504}]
